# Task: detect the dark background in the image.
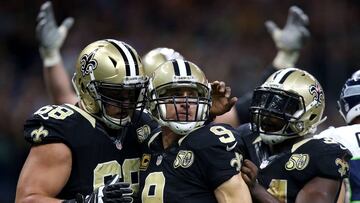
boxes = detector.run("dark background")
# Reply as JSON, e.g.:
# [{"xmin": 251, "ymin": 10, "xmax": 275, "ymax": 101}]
[{"xmin": 1, "ymin": 0, "xmax": 360, "ymax": 202}]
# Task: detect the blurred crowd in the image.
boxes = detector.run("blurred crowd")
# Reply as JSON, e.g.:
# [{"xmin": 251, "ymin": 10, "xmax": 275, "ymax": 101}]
[{"xmin": 1, "ymin": 0, "xmax": 360, "ymax": 202}]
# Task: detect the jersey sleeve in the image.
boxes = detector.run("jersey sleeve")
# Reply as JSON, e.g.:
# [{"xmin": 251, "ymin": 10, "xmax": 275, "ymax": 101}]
[
  {"xmin": 24, "ymin": 105, "xmax": 76, "ymax": 146},
  {"xmin": 192, "ymin": 124, "xmax": 245, "ymax": 190},
  {"xmin": 314, "ymin": 139, "xmax": 352, "ymax": 180},
  {"xmin": 134, "ymin": 110, "xmax": 161, "ymax": 144}
]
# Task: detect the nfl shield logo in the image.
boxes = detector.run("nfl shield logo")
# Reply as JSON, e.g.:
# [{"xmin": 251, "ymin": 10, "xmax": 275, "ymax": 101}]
[
  {"xmin": 156, "ymin": 155, "xmax": 163, "ymax": 166},
  {"xmin": 115, "ymin": 140, "xmax": 123, "ymax": 150}
]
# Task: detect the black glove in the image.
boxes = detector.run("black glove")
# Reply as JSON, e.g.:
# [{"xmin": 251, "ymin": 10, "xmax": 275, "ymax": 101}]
[
  {"xmin": 63, "ymin": 175, "xmax": 133, "ymax": 203},
  {"xmin": 88, "ymin": 175, "xmax": 133, "ymax": 203}
]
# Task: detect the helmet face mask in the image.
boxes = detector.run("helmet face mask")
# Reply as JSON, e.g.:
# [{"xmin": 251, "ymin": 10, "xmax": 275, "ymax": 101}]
[
  {"xmin": 92, "ymin": 80, "xmax": 148, "ymax": 127},
  {"xmin": 250, "ymin": 68, "xmax": 325, "ymax": 144},
  {"xmin": 72, "ymin": 39, "xmax": 149, "ymax": 129},
  {"xmin": 153, "ymin": 83, "xmax": 210, "ymax": 123},
  {"xmin": 250, "ymin": 87, "xmax": 305, "ymax": 138},
  {"xmin": 148, "ymin": 59, "xmax": 211, "ymax": 135},
  {"xmin": 337, "ymin": 72, "xmax": 360, "ymax": 124}
]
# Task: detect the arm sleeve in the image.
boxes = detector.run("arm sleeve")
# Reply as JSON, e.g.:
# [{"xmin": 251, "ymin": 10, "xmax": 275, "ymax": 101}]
[
  {"xmin": 196, "ymin": 146, "xmax": 241, "ymax": 190},
  {"xmin": 24, "ymin": 106, "xmax": 73, "ymax": 147},
  {"xmin": 314, "ymin": 143, "xmax": 352, "ymax": 180},
  {"xmin": 194, "ymin": 127, "xmax": 244, "ymax": 190}
]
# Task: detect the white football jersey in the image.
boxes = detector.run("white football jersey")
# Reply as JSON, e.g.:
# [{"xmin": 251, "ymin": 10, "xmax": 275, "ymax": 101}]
[{"xmin": 315, "ymin": 124, "xmax": 360, "ymax": 158}]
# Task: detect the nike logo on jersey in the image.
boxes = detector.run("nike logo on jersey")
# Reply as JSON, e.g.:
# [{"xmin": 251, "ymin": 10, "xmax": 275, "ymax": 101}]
[{"xmin": 226, "ymin": 142, "xmax": 238, "ymax": 151}]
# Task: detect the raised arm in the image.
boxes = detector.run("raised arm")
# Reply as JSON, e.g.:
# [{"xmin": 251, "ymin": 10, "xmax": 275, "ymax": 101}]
[
  {"xmin": 214, "ymin": 5, "xmax": 310, "ymax": 127},
  {"xmin": 36, "ymin": 1, "xmax": 77, "ymax": 104},
  {"xmin": 266, "ymin": 5, "xmax": 309, "ymax": 69}
]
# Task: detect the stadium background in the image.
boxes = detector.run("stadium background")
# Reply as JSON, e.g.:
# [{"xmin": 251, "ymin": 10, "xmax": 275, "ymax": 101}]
[{"xmin": 1, "ymin": 0, "xmax": 359, "ymax": 202}]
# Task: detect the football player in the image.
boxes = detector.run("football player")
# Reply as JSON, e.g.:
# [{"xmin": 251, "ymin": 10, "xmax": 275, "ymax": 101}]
[
  {"xmin": 16, "ymin": 2, "xmax": 237, "ymax": 202},
  {"xmin": 15, "ymin": 38, "xmax": 154, "ymax": 202},
  {"xmin": 315, "ymin": 70, "xmax": 360, "ymax": 203},
  {"xmin": 215, "ymin": 6, "xmax": 310, "ymax": 127},
  {"xmin": 139, "ymin": 58, "xmax": 252, "ymax": 203},
  {"xmin": 35, "ymin": 1, "xmax": 236, "ymax": 119},
  {"xmin": 238, "ymin": 68, "xmax": 352, "ymax": 203}
]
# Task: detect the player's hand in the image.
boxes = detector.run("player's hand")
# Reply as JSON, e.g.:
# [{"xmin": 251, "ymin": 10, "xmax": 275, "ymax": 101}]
[
  {"xmin": 241, "ymin": 159, "xmax": 258, "ymax": 189},
  {"xmin": 36, "ymin": 1, "xmax": 74, "ymax": 67},
  {"xmin": 266, "ymin": 6, "xmax": 310, "ymax": 69},
  {"xmin": 209, "ymin": 81, "xmax": 237, "ymax": 117},
  {"xmin": 85, "ymin": 175, "xmax": 133, "ymax": 203},
  {"xmin": 266, "ymin": 6, "xmax": 309, "ymax": 51}
]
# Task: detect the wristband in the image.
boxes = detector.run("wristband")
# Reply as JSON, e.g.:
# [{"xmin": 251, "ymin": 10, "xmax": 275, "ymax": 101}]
[
  {"xmin": 39, "ymin": 47, "xmax": 62, "ymax": 67},
  {"xmin": 272, "ymin": 50, "xmax": 299, "ymax": 70}
]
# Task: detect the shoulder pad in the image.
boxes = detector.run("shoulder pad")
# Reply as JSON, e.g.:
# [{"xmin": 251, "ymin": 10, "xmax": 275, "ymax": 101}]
[
  {"xmin": 24, "ymin": 104, "xmax": 89, "ymax": 145},
  {"xmin": 236, "ymin": 123, "xmax": 252, "ymax": 136},
  {"xmin": 180, "ymin": 123, "xmax": 240, "ymax": 149}
]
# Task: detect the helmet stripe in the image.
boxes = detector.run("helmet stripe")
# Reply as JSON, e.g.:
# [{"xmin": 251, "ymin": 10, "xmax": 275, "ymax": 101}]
[
  {"xmin": 172, "ymin": 59, "xmax": 192, "ymax": 76},
  {"xmin": 107, "ymin": 40, "xmax": 137, "ymax": 76},
  {"xmin": 123, "ymin": 44, "xmax": 139, "ymax": 75},
  {"xmin": 273, "ymin": 68, "xmax": 296, "ymax": 84},
  {"xmin": 172, "ymin": 60, "xmax": 180, "ymax": 76},
  {"xmin": 279, "ymin": 70, "xmax": 295, "ymax": 84},
  {"xmin": 176, "ymin": 59, "xmax": 189, "ymax": 76},
  {"xmin": 184, "ymin": 61, "xmax": 192, "ymax": 76}
]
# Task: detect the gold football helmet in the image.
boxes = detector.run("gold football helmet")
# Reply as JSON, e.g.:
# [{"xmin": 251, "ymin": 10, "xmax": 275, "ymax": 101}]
[
  {"xmin": 142, "ymin": 47, "xmax": 184, "ymax": 77},
  {"xmin": 148, "ymin": 59, "xmax": 211, "ymax": 135},
  {"xmin": 250, "ymin": 68, "xmax": 326, "ymax": 144},
  {"xmin": 72, "ymin": 39, "xmax": 148, "ymax": 129}
]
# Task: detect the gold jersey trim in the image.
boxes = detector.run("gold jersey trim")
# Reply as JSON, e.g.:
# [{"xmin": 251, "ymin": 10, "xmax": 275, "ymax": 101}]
[{"xmin": 65, "ymin": 103, "xmax": 96, "ymax": 128}]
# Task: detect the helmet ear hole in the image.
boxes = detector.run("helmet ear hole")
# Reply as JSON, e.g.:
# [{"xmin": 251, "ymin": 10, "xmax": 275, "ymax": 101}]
[
  {"xmin": 81, "ymin": 83, "xmax": 86, "ymax": 92},
  {"xmin": 309, "ymin": 114, "xmax": 317, "ymax": 121}
]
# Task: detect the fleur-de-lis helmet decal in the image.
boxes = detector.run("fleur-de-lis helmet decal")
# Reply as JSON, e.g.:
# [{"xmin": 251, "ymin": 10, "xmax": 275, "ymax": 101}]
[
  {"xmin": 309, "ymin": 83, "xmax": 324, "ymax": 107},
  {"xmin": 80, "ymin": 51, "xmax": 98, "ymax": 76}
]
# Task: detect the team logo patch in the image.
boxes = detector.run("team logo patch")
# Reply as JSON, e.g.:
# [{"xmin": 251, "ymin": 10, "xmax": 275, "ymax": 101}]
[
  {"xmin": 80, "ymin": 52, "xmax": 98, "ymax": 76},
  {"xmin": 173, "ymin": 150, "xmax": 194, "ymax": 168},
  {"xmin": 285, "ymin": 154, "xmax": 309, "ymax": 171},
  {"xmin": 31, "ymin": 126, "xmax": 49, "ymax": 143},
  {"xmin": 309, "ymin": 83, "xmax": 324, "ymax": 107},
  {"xmin": 136, "ymin": 125, "xmax": 151, "ymax": 143},
  {"xmin": 335, "ymin": 158, "xmax": 349, "ymax": 177},
  {"xmin": 230, "ymin": 152, "xmax": 243, "ymax": 171},
  {"xmin": 140, "ymin": 154, "xmax": 151, "ymax": 171}
]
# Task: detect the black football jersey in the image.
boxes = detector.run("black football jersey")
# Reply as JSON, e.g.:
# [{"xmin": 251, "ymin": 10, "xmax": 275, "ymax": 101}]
[
  {"xmin": 138, "ymin": 123, "xmax": 245, "ymax": 203},
  {"xmin": 237, "ymin": 124, "xmax": 352, "ymax": 203},
  {"xmin": 24, "ymin": 104, "xmax": 158, "ymax": 199}
]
